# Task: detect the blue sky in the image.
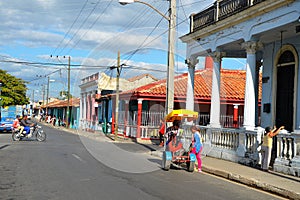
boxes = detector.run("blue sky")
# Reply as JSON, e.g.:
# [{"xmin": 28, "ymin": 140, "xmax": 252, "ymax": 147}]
[{"xmin": 0, "ymin": 0, "xmax": 246, "ymax": 101}]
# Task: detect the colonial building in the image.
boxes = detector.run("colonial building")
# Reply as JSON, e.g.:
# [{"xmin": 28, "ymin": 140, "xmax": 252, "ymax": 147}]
[
  {"xmin": 42, "ymin": 98, "xmax": 80, "ymax": 128},
  {"xmin": 79, "ymin": 72, "xmax": 158, "ymax": 131},
  {"xmin": 106, "ymin": 57, "xmax": 261, "ymax": 141},
  {"xmin": 180, "ymin": 0, "xmax": 300, "ymax": 176}
]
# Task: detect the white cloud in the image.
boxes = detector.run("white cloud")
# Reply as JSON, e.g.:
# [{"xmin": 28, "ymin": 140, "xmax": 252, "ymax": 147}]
[{"xmin": 0, "ymin": 0, "xmax": 215, "ymax": 97}]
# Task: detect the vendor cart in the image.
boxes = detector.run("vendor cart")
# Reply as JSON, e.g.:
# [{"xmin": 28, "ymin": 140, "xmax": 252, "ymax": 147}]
[{"xmin": 161, "ymin": 109, "xmax": 198, "ymax": 172}]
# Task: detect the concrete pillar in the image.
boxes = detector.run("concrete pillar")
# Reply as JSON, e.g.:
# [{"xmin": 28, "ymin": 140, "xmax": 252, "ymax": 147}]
[
  {"xmin": 242, "ymin": 41, "xmax": 263, "ymax": 130},
  {"xmin": 124, "ymin": 100, "xmax": 129, "ymax": 136},
  {"xmin": 209, "ymin": 51, "xmax": 225, "ymax": 128},
  {"xmin": 87, "ymin": 93, "xmax": 91, "ymax": 121},
  {"xmin": 233, "ymin": 104, "xmax": 239, "ymax": 128},
  {"xmin": 185, "ymin": 56, "xmax": 199, "ymax": 111},
  {"xmin": 136, "ymin": 99, "xmax": 143, "ymax": 139},
  {"xmin": 91, "ymin": 92, "xmax": 96, "ymax": 130},
  {"xmin": 80, "ymin": 93, "xmax": 84, "ymax": 129},
  {"xmin": 83, "ymin": 93, "xmax": 87, "ymax": 130}
]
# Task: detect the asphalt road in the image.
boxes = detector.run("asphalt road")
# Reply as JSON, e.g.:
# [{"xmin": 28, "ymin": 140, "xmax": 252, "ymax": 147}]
[{"xmin": 0, "ymin": 126, "xmax": 285, "ymax": 200}]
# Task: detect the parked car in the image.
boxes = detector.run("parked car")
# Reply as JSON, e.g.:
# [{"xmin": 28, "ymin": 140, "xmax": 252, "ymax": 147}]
[{"xmin": 0, "ymin": 117, "xmax": 14, "ymax": 132}]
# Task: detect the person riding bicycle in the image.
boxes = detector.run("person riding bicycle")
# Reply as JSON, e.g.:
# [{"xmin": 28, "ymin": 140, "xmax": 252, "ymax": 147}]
[{"xmin": 20, "ymin": 115, "xmax": 35, "ymax": 137}]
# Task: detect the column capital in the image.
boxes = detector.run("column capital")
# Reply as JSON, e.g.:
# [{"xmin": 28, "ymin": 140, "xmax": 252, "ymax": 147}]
[
  {"xmin": 242, "ymin": 41, "xmax": 263, "ymax": 54},
  {"xmin": 233, "ymin": 104, "xmax": 240, "ymax": 109},
  {"xmin": 211, "ymin": 51, "xmax": 226, "ymax": 63},
  {"xmin": 185, "ymin": 56, "xmax": 199, "ymax": 68},
  {"xmin": 137, "ymin": 99, "xmax": 143, "ymax": 104}
]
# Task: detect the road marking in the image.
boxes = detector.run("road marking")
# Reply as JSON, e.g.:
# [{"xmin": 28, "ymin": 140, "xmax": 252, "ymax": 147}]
[{"xmin": 72, "ymin": 153, "xmax": 85, "ymax": 163}]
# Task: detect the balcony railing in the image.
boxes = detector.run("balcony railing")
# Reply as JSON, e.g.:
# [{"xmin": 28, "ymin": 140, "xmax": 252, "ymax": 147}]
[{"xmin": 190, "ymin": 0, "xmax": 266, "ymax": 32}]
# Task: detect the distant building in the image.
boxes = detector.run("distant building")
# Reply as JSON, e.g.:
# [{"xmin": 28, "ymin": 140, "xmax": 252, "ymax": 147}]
[{"xmin": 79, "ymin": 72, "xmax": 158, "ymax": 131}]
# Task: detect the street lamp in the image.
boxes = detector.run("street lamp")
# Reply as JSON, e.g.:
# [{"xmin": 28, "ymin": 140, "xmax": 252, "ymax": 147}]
[{"xmin": 119, "ymin": 0, "xmax": 176, "ymax": 114}]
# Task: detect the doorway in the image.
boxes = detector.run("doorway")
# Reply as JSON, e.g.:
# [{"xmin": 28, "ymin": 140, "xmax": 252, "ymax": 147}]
[{"xmin": 275, "ymin": 50, "xmax": 295, "ymax": 132}]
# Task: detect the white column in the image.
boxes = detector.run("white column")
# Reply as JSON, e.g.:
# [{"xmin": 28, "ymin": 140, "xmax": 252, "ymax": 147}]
[
  {"xmin": 80, "ymin": 93, "xmax": 84, "ymax": 128},
  {"xmin": 242, "ymin": 41, "xmax": 263, "ymax": 130},
  {"xmin": 185, "ymin": 57, "xmax": 199, "ymax": 111},
  {"xmin": 209, "ymin": 51, "xmax": 225, "ymax": 128},
  {"xmin": 83, "ymin": 93, "xmax": 87, "ymax": 125}
]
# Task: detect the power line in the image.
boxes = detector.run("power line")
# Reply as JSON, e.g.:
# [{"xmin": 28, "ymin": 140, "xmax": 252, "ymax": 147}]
[
  {"xmin": 0, "ymin": 59, "xmax": 110, "ymax": 68},
  {"xmin": 58, "ymin": 0, "xmax": 102, "ymax": 55},
  {"xmin": 52, "ymin": 0, "xmax": 89, "ymax": 56},
  {"xmin": 85, "ymin": 1, "xmax": 168, "ymax": 67},
  {"xmin": 122, "ymin": 11, "xmax": 166, "ymax": 64},
  {"xmin": 67, "ymin": 0, "xmax": 114, "ymax": 55}
]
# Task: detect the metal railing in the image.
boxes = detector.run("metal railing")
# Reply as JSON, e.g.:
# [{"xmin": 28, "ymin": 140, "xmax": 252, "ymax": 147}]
[{"xmin": 190, "ymin": 0, "xmax": 266, "ymax": 32}]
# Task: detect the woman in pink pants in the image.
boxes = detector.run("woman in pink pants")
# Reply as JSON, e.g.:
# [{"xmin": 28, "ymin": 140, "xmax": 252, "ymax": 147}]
[{"xmin": 190, "ymin": 126, "xmax": 203, "ymax": 172}]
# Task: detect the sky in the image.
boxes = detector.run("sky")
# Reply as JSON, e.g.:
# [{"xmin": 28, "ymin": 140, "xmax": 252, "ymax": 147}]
[{"xmin": 0, "ymin": 0, "xmax": 246, "ymax": 101}]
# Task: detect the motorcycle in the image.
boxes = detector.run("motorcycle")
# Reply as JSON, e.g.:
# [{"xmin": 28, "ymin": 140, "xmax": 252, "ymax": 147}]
[{"xmin": 12, "ymin": 124, "xmax": 46, "ymax": 142}]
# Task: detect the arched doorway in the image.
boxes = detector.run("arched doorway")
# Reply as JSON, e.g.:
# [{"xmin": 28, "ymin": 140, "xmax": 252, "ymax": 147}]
[{"xmin": 275, "ymin": 50, "xmax": 296, "ymax": 132}]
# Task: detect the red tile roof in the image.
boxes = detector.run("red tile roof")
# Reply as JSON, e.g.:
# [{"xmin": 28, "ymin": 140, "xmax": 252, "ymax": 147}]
[
  {"xmin": 119, "ymin": 69, "xmax": 262, "ymax": 103},
  {"xmin": 127, "ymin": 73, "xmax": 158, "ymax": 82},
  {"xmin": 42, "ymin": 98, "xmax": 80, "ymax": 108}
]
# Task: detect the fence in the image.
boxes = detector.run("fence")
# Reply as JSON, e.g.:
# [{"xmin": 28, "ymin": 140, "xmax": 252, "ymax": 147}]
[
  {"xmin": 115, "ymin": 111, "xmax": 300, "ymax": 176},
  {"xmin": 117, "ymin": 111, "xmax": 244, "ymax": 139}
]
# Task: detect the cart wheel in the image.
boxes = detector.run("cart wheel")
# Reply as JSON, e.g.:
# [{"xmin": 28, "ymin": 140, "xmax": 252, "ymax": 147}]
[
  {"xmin": 187, "ymin": 161, "xmax": 195, "ymax": 172},
  {"xmin": 162, "ymin": 151, "xmax": 171, "ymax": 171}
]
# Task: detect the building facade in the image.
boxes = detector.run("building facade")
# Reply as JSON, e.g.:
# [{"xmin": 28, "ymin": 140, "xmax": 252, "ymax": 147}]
[
  {"xmin": 79, "ymin": 72, "xmax": 158, "ymax": 131},
  {"xmin": 180, "ymin": 0, "xmax": 300, "ymax": 176}
]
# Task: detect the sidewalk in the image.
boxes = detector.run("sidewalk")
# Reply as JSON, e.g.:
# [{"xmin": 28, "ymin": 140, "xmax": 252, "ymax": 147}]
[{"xmin": 47, "ymin": 125, "xmax": 300, "ymax": 199}]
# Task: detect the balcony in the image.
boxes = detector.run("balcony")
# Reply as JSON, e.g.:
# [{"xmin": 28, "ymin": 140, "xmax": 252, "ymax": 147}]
[{"xmin": 189, "ymin": 0, "xmax": 293, "ymax": 34}]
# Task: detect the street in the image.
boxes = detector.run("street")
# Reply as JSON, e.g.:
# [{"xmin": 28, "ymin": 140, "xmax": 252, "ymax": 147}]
[{"xmin": 0, "ymin": 125, "xmax": 285, "ymax": 200}]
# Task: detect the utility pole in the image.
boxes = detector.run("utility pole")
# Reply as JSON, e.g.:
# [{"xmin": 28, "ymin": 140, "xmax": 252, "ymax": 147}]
[
  {"xmin": 66, "ymin": 56, "xmax": 71, "ymax": 128},
  {"xmin": 115, "ymin": 51, "xmax": 120, "ymax": 141},
  {"xmin": 166, "ymin": 0, "xmax": 176, "ymax": 114},
  {"xmin": 42, "ymin": 85, "xmax": 45, "ymax": 105},
  {"xmin": 46, "ymin": 76, "xmax": 50, "ymax": 114},
  {"xmin": 119, "ymin": 0, "xmax": 176, "ymax": 114}
]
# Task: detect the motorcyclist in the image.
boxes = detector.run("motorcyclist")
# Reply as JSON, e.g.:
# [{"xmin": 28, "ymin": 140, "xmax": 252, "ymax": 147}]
[{"xmin": 20, "ymin": 115, "xmax": 35, "ymax": 137}]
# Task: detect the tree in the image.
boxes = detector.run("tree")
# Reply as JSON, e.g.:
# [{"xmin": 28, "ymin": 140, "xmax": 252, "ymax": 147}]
[
  {"xmin": 59, "ymin": 90, "xmax": 72, "ymax": 100},
  {"xmin": 0, "ymin": 69, "xmax": 29, "ymax": 106}
]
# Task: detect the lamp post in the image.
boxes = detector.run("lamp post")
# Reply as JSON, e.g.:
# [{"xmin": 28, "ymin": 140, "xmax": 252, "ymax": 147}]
[{"xmin": 119, "ymin": 0, "xmax": 176, "ymax": 114}]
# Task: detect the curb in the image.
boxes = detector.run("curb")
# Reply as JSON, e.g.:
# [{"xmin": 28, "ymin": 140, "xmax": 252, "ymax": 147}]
[
  {"xmin": 149, "ymin": 148, "xmax": 300, "ymax": 200},
  {"xmin": 203, "ymin": 166, "xmax": 300, "ymax": 200}
]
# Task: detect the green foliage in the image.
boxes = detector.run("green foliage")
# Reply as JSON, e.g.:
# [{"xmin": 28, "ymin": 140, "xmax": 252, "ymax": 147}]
[
  {"xmin": 59, "ymin": 90, "xmax": 72, "ymax": 100},
  {"xmin": 0, "ymin": 69, "xmax": 29, "ymax": 106}
]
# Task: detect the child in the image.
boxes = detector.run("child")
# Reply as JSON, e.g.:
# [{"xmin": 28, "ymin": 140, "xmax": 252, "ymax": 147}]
[
  {"xmin": 190, "ymin": 125, "xmax": 203, "ymax": 172},
  {"xmin": 13, "ymin": 115, "xmax": 24, "ymax": 136}
]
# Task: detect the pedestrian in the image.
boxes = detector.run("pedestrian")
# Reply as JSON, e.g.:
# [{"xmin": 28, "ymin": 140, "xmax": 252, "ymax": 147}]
[
  {"xmin": 261, "ymin": 125, "xmax": 284, "ymax": 172},
  {"xmin": 46, "ymin": 115, "xmax": 51, "ymax": 123},
  {"xmin": 158, "ymin": 119, "xmax": 165, "ymax": 146},
  {"xmin": 58, "ymin": 117, "xmax": 61, "ymax": 126},
  {"xmin": 190, "ymin": 125, "xmax": 203, "ymax": 172},
  {"xmin": 51, "ymin": 115, "xmax": 57, "ymax": 126}
]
